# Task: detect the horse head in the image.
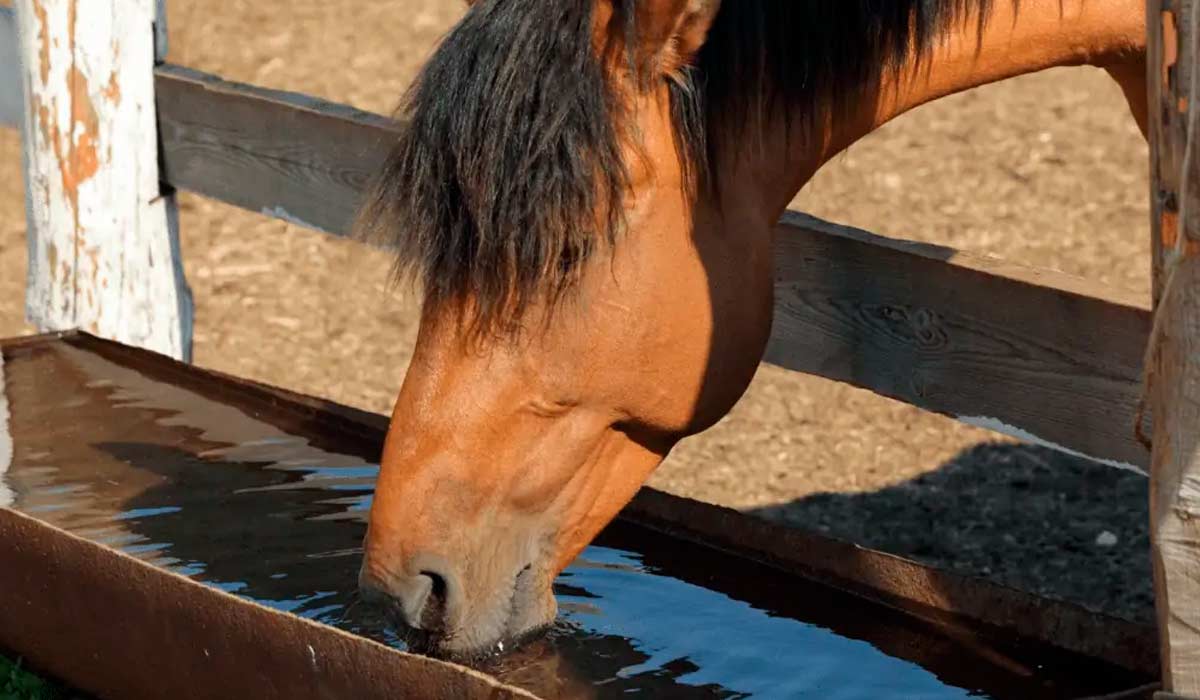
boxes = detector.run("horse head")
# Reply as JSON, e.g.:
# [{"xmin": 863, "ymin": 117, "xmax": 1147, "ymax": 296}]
[{"xmin": 353, "ymin": 0, "xmax": 788, "ymax": 657}]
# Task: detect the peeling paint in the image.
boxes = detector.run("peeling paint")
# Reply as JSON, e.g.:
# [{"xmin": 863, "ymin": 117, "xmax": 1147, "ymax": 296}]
[
  {"xmin": 19, "ymin": 0, "xmax": 192, "ymax": 361},
  {"xmin": 60, "ymin": 38, "xmax": 102, "ymax": 213},
  {"xmin": 33, "ymin": 1, "xmax": 49, "ymax": 85},
  {"xmin": 102, "ymin": 68, "xmax": 121, "ymax": 103},
  {"xmin": 35, "ymin": 100, "xmax": 51, "ymax": 145},
  {"xmin": 34, "ymin": 17, "xmax": 103, "ymax": 250},
  {"xmin": 958, "ymin": 415, "xmax": 1146, "ymax": 475},
  {"xmin": 68, "ymin": 129, "xmax": 100, "ymax": 190}
]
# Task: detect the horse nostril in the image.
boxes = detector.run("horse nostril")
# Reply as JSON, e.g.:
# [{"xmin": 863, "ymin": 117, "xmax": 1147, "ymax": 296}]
[
  {"xmin": 422, "ymin": 570, "xmax": 447, "ymax": 601},
  {"xmin": 359, "ymin": 557, "xmax": 459, "ymax": 634},
  {"xmin": 417, "ymin": 570, "xmax": 448, "ymax": 631},
  {"xmin": 377, "ymin": 568, "xmax": 456, "ymax": 633}
]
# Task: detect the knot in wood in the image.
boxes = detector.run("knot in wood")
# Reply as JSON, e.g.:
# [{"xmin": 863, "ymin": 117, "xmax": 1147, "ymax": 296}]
[
  {"xmin": 910, "ymin": 308, "xmax": 948, "ymax": 349},
  {"xmin": 864, "ymin": 303, "xmax": 947, "ymax": 349}
]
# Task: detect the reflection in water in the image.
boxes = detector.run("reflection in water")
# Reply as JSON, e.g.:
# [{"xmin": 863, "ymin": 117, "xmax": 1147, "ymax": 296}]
[
  {"xmin": 0, "ymin": 339, "xmax": 1149, "ymax": 699},
  {"xmin": 552, "ymin": 548, "xmax": 971, "ymax": 698}
]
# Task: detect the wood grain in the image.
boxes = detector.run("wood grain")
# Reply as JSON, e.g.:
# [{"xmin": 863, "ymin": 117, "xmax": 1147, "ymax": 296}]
[
  {"xmin": 1146, "ymin": 258, "xmax": 1200, "ymax": 696},
  {"xmin": 1148, "ymin": 0, "xmax": 1190, "ymax": 305},
  {"xmin": 16, "ymin": 0, "xmax": 192, "ymax": 361},
  {"xmin": 154, "ymin": 64, "xmax": 397, "ymax": 236},
  {"xmin": 1148, "ymin": 0, "xmax": 1200, "ymax": 693},
  {"xmin": 768, "ymin": 211, "xmax": 1152, "ymax": 472}
]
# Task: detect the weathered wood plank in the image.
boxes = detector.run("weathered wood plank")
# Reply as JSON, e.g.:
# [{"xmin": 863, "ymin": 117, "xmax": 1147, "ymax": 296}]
[
  {"xmin": 1149, "ymin": 0, "xmax": 1189, "ymax": 306},
  {"xmin": 154, "ymin": 64, "xmax": 397, "ymax": 236},
  {"xmin": 1148, "ymin": 0, "xmax": 1200, "ymax": 693},
  {"xmin": 16, "ymin": 0, "xmax": 192, "ymax": 361},
  {"xmin": 0, "ymin": 6, "xmax": 19, "ymax": 128},
  {"xmin": 767, "ymin": 211, "xmax": 1152, "ymax": 473},
  {"xmin": 1146, "ymin": 259, "xmax": 1200, "ymax": 695}
]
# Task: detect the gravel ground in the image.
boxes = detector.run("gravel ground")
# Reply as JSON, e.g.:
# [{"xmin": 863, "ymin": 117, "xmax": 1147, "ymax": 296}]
[{"xmin": 0, "ymin": 1, "xmax": 1156, "ymax": 622}]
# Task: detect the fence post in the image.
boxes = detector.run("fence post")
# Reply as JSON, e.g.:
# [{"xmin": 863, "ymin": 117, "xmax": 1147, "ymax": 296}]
[
  {"xmin": 1148, "ymin": 0, "xmax": 1200, "ymax": 696},
  {"xmin": 15, "ymin": 0, "xmax": 193, "ymax": 361}
]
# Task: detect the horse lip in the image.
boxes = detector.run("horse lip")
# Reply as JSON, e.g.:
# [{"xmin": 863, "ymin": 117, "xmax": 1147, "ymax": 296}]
[
  {"xmin": 482, "ymin": 562, "xmax": 540, "ymax": 655},
  {"xmin": 500, "ymin": 563, "xmax": 541, "ymax": 638},
  {"xmin": 509, "ymin": 564, "xmax": 535, "ymax": 612},
  {"xmin": 385, "ymin": 607, "xmax": 438, "ymax": 654}
]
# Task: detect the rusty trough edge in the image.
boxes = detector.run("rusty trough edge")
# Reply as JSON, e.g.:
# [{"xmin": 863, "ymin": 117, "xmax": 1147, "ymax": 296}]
[
  {"xmin": 0, "ymin": 507, "xmax": 538, "ymax": 700},
  {"xmin": 0, "ymin": 332, "xmax": 1160, "ymax": 688},
  {"xmin": 621, "ymin": 488, "xmax": 1160, "ymax": 676}
]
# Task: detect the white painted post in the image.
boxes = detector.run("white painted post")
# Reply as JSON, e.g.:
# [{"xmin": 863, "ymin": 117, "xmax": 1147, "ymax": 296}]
[{"xmin": 15, "ymin": 0, "xmax": 193, "ymax": 361}]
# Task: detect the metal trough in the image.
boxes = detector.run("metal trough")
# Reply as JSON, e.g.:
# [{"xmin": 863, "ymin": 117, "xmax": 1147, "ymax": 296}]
[{"xmin": 0, "ymin": 332, "xmax": 1160, "ymax": 698}]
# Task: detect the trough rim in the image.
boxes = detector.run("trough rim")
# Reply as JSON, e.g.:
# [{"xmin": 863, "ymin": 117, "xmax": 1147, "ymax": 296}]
[{"xmin": 0, "ymin": 330, "xmax": 1161, "ymax": 694}]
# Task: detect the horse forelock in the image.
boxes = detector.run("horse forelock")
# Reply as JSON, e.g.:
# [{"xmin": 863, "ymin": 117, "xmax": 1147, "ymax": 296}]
[{"xmin": 356, "ymin": 0, "xmax": 1004, "ymax": 337}]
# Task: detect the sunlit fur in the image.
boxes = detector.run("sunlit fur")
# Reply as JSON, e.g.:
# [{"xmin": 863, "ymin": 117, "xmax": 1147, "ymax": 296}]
[{"xmin": 354, "ymin": 0, "xmax": 1003, "ymax": 336}]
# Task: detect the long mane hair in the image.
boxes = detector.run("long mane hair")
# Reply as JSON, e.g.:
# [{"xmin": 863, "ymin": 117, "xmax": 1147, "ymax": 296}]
[{"xmin": 356, "ymin": 1, "xmax": 999, "ymax": 334}]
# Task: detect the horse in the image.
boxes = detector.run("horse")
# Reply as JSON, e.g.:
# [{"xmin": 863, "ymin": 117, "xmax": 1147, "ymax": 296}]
[{"xmin": 354, "ymin": 0, "xmax": 1149, "ymax": 658}]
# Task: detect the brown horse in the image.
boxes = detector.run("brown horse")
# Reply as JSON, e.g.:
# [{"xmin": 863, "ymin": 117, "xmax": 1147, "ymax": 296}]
[{"xmin": 355, "ymin": 0, "xmax": 1149, "ymax": 657}]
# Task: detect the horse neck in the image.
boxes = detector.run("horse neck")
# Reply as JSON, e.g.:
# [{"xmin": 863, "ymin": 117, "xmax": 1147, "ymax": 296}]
[
  {"xmin": 746, "ymin": 0, "xmax": 1146, "ymax": 218},
  {"xmin": 874, "ymin": 0, "xmax": 1144, "ymax": 125}
]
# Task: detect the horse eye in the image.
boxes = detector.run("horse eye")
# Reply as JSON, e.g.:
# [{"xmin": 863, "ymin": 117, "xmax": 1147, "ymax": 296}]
[{"xmin": 525, "ymin": 399, "xmax": 578, "ymax": 419}]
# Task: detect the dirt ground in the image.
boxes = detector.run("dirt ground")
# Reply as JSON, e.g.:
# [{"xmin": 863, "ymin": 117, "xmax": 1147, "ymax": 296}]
[{"xmin": 0, "ymin": 2, "xmax": 1156, "ymax": 621}]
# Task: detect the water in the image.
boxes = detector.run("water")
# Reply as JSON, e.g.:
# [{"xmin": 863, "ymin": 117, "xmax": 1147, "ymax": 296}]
[{"xmin": 0, "ymin": 338, "xmax": 1148, "ymax": 699}]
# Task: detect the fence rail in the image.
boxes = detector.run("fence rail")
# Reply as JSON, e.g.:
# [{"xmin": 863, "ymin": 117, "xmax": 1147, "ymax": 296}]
[
  {"xmin": 155, "ymin": 64, "xmax": 396, "ymax": 236},
  {"xmin": 0, "ymin": 4, "xmax": 1152, "ymax": 472}
]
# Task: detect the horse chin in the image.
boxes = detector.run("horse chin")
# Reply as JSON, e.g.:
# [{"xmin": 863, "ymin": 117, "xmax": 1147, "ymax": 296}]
[{"xmin": 399, "ymin": 565, "xmax": 557, "ymax": 663}]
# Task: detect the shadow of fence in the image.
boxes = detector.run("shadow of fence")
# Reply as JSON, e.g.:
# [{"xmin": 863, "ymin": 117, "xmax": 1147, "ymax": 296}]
[{"xmin": 747, "ymin": 441, "xmax": 1153, "ymax": 623}]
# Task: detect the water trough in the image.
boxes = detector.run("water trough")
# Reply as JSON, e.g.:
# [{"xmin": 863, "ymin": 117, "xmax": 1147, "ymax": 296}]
[{"xmin": 0, "ymin": 332, "xmax": 1161, "ymax": 698}]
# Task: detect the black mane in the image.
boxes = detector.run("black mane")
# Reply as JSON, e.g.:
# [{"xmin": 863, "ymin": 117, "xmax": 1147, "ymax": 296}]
[{"xmin": 356, "ymin": 0, "xmax": 999, "ymax": 334}]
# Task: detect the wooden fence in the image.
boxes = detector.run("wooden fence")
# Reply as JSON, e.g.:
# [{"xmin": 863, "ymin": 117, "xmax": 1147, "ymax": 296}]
[
  {"xmin": 0, "ymin": 4, "xmax": 1156, "ymax": 474},
  {"xmin": 2, "ymin": 0, "xmax": 1198, "ymax": 695}
]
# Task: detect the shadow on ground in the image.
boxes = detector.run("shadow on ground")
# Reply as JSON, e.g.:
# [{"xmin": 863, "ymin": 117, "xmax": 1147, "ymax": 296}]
[{"xmin": 747, "ymin": 441, "xmax": 1153, "ymax": 623}]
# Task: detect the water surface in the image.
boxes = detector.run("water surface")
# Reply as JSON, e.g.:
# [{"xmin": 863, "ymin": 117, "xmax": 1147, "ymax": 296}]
[{"xmin": 0, "ymin": 339, "xmax": 1148, "ymax": 698}]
